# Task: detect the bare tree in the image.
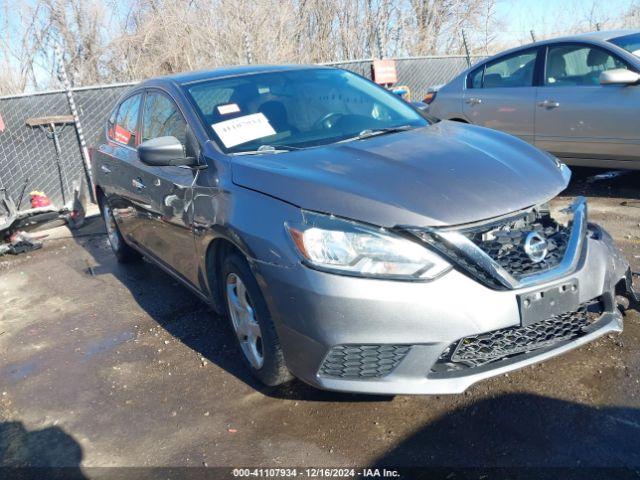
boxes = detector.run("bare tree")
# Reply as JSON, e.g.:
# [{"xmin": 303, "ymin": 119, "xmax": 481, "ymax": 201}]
[
  {"xmin": 405, "ymin": 0, "xmax": 498, "ymax": 55},
  {"xmin": 2, "ymin": 0, "xmax": 501, "ymax": 93},
  {"xmin": 0, "ymin": 2, "xmax": 51, "ymax": 93}
]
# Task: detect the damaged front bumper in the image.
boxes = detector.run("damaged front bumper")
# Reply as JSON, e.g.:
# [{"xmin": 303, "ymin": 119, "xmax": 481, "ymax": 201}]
[
  {"xmin": 620, "ymin": 267, "xmax": 640, "ymax": 309},
  {"xmin": 256, "ymin": 198, "xmax": 633, "ymax": 395}
]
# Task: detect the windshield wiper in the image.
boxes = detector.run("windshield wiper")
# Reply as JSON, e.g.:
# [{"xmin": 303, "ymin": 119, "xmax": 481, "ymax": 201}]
[
  {"xmin": 230, "ymin": 144, "xmax": 302, "ymax": 156},
  {"xmin": 339, "ymin": 125, "xmax": 414, "ymax": 143}
]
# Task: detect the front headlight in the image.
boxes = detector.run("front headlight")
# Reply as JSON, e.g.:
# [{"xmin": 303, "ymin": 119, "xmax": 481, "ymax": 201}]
[{"xmin": 285, "ymin": 211, "xmax": 451, "ymax": 280}]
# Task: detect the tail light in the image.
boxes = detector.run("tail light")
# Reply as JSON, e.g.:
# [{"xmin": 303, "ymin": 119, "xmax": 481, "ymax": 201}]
[{"xmin": 423, "ymin": 91, "xmax": 437, "ymax": 104}]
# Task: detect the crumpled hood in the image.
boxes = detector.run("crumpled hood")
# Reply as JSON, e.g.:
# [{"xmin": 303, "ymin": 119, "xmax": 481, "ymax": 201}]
[{"xmin": 230, "ymin": 121, "xmax": 569, "ymax": 227}]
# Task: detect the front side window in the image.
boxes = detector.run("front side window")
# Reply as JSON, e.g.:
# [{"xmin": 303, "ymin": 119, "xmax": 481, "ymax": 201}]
[
  {"xmin": 482, "ymin": 49, "xmax": 537, "ymax": 88},
  {"xmin": 142, "ymin": 92, "xmax": 188, "ymax": 145},
  {"xmin": 545, "ymin": 44, "xmax": 630, "ymax": 86},
  {"xmin": 185, "ymin": 68, "xmax": 428, "ymax": 154},
  {"xmin": 108, "ymin": 94, "xmax": 142, "ymax": 147},
  {"xmin": 609, "ymin": 33, "xmax": 640, "ymax": 57}
]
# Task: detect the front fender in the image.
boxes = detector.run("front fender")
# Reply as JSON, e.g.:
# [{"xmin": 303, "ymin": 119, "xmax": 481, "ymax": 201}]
[{"xmin": 192, "ymin": 184, "xmax": 303, "ymax": 307}]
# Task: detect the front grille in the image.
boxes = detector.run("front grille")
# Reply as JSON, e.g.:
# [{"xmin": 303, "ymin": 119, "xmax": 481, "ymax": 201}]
[
  {"xmin": 463, "ymin": 207, "xmax": 571, "ymax": 279},
  {"xmin": 432, "ymin": 299, "xmax": 603, "ymax": 373},
  {"xmin": 419, "ymin": 233, "xmax": 505, "ymax": 290},
  {"xmin": 410, "ymin": 205, "xmax": 575, "ymax": 289},
  {"xmin": 318, "ymin": 345, "xmax": 411, "ymax": 379}
]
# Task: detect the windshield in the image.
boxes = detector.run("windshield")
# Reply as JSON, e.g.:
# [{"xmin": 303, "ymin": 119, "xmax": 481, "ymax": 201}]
[
  {"xmin": 609, "ymin": 33, "xmax": 640, "ymax": 57},
  {"xmin": 184, "ymin": 68, "xmax": 428, "ymax": 154}
]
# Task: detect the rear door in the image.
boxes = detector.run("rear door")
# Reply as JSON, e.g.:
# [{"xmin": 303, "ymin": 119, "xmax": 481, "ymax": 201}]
[
  {"xmin": 98, "ymin": 92, "xmax": 145, "ymax": 241},
  {"xmin": 131, "ymin": 89, "xmax": 200, "ymax": 286},
  {"xmin": 535, "ymin": 42, "xmax": 640, "ymax": 162},
  {"xmin": 463, "ymin": 48, "xmax": 540, "ymax": 144}
]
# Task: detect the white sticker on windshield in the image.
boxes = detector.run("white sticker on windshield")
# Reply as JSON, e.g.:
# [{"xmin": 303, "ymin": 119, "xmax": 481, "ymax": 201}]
[
  {"xmin": 217, "ymin": 103, "xmax": 240, "ymax": 115},
  {"xmin": 212, "ymin": 113, "xmax": 276, "ymax": 148}
]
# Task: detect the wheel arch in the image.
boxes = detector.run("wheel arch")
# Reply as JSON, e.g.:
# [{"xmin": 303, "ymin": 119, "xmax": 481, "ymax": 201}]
[{"xmin": 204, "ymin": 236, "xmax": 247, "ymax": 314}]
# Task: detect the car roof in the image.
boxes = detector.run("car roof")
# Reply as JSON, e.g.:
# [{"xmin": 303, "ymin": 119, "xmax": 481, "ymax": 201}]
[
  {"xmin": 534, "ymin": 29, "xmax": 639, "ymax": 44},
  {"xmin": 467, "ymin": 29, "xmax": 640, "ymax": 72},
  {"xmin": 137, "ymin": 64, "xmax": 327, "ymax": 89}
]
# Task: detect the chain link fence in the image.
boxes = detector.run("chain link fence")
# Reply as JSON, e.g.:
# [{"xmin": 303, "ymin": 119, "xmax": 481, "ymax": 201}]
[
  {"xmin": 0, "ymin": 55, "xmax": 484, "ymax": 213},
  {"xmin": 331, "ymin": 55, "xmax": 485, "ymax": 97},
  {"xmin": 0, "ymin": 84, "xmax": 135, "ymax": 211}
]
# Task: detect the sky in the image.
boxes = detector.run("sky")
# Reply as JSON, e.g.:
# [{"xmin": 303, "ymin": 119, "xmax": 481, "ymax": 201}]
[
  {"xmin": 3, "ymin": 0, "xmax": 638, "ymax": 41},
  {"xmin": 495, "ymin": 0, "xmax": 638, "ymax": 44}
]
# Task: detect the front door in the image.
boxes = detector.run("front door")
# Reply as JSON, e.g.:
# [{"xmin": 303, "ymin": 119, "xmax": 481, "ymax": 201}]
[
  {"xmin": 131, "ymin": 90, "xmax": 200, "ymax": 286},
  {"xmin": 463, "ymin": 48, "xmax": 539, "ymax": 144},
  {"xmin": 535, "ymin": 43, "xmax": 640, "ymax": 162}
]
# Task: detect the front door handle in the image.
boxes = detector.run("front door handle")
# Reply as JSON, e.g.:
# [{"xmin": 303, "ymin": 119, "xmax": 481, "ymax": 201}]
[
  {"xmin": 100, "ymin": 164, "xmax": 111, "ymax": 174},
  {"xmin": 538, "ymin": 100, "xmax": 560, "ymax": 109},
  {"xmin": 465, "ymin": 97, "xmax": 482, "ymax": 105},
  {"xmin": 132, "ymin": 178, "xmax": 146, "ymax": 190}
]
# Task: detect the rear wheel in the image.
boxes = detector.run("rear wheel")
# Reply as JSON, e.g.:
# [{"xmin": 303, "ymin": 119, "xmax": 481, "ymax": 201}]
[
  {"xmin": 101, "ymin": 201, "xmax": 141, "ymax": 263},
  {"xmin": 222, "ymin": 252, "xmax": 292, "ymax": 386}
]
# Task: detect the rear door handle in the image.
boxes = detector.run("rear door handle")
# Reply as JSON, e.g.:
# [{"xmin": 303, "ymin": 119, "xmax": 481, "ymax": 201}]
[
  {"xmin": 132, "ymin": 178, "xmax": 146, "ymax": 190},
  {"xmin": 465, "ymin": 97, "xmax": 482, "ymax": 105},
  {"xmin": 100, "ymin": 165, "xmax": 111, "ymax": 174},
  {"xmin": 538, "ymin": 100, "xmax": 560, "ymax": 109}
]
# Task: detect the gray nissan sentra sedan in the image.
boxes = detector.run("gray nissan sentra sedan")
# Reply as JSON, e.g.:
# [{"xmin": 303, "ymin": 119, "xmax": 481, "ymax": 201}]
[
  {"xmin": 92, "ymin": 65, "xmax": 638, "ymax": 395},
  {"xmin": 427, "ymin": 30, "xmax": 640, "ymax": 170}
]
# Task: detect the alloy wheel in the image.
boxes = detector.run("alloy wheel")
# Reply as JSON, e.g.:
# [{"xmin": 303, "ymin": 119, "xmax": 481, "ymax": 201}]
[{"xmin": 225, "ymin": 272, "xmax": 264, "ymax": 369}]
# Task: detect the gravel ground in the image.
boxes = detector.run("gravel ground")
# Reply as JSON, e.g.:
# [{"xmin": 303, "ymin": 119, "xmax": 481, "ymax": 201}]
[{"xmin": 1, "ymin": 168, "xmax": 640, "ymax": 473}]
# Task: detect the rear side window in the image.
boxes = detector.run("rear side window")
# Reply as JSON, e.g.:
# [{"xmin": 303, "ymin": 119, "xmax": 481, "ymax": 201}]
[
  {"xmin": 108, "ymin": 94, "xmax": 142, "ymax": 147},
  {"xmin": 142, "ymin": 92, "xmax": 187, "ymax": 145},
  {"xmin": 468, "ymin": 67, "xmax": 483, "ymax": 89},
  {"xmin": 482, "ymin": 49, "xmax": 537, "ymax": 88},
  {"xmin": 545, "ymin": 44, "xmax": 631, "ymax": 86}
]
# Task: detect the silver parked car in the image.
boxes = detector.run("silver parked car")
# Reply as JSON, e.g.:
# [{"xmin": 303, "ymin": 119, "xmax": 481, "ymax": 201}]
[
  {"xmin": 428, "ymin": 30, "xmax": 640, "ymax": 170},
  {"xmin": 93, "ymin": 65, "xmax": 637, "ymax": 395}
]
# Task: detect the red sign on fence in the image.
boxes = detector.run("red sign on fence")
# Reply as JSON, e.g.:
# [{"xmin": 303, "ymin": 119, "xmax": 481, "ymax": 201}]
[
  {"xmin": 372, "ymin": 59, "xmax": 398, "ymax": 85},
  {"xmin": 0, "ymin": 113, "xmax": 5, "ymax": 133}
]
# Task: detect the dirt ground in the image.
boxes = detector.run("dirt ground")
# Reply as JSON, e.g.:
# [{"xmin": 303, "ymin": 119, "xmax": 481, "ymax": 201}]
[{"xmin": 1, "ymin": 168, "xmax": 640, "ymax": 472}]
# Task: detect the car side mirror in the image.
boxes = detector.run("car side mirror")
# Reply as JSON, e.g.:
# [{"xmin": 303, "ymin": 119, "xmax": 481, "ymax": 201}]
[
  {"xmin": 599, "ymin": 68, "xmax": 640, "ymax": 85},
  {"xmin": 138, "ymin": 136, "xmax": 196, "ymax": 167},
  {"xmin": 411, "ymin": 101, "xmax": 429, "ymax": 112}
]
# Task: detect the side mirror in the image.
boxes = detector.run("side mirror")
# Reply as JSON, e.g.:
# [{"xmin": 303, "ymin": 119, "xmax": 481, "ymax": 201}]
[
  {"xmin": 411, "ymin": 101, "xmax": 429, "ymax": 112},
  {"xmin": 599, "ymin": 68, "xmax": 640, "ymax": 85},
  {"xmin": 138, "ymin": 136, "xmax": 195, "ymax": 167}
]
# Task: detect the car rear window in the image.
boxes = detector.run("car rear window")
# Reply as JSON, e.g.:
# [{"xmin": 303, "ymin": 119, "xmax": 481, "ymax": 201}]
[
  {"xmin": 467, "ymin": 49, "xmax": 537, "ymax": 89},
  {"xmin": 467, "ymin": 67, "xmax": 483, "ymax": 89},
  {"xmin": 108, "ymin": 94, "xmax": 142, "ymax": 147}
]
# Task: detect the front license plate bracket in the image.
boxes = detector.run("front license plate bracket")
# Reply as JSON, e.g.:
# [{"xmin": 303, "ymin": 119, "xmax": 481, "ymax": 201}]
[{"xmin": 518, "ymin": 279, "xmax": 580, "ymax": 327}]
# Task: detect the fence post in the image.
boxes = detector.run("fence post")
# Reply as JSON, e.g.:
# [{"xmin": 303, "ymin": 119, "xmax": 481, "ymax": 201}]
[
  {"xmin": 243, "ymin": 33, "xmax": 253, "ymax": 64},
  {"xmin": 461, "ymin": 29, "xmax": 471, "ymax": 68},
  {"xmin": 54, "ymin": 44, "xmax": 96, "ymax": 203}
]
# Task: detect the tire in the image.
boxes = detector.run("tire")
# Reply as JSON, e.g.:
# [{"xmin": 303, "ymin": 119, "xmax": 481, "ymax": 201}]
[
  {"xmin": 221, "ymin": 251, "xmax": 292, "ymax": 386},
  {"xmin": 100, "ymin": 199, "xmax": 141, "ymax": 263}
]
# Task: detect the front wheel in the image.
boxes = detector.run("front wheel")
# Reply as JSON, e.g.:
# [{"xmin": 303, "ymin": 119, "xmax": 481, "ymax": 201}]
[{"xmin": 222, "ymin": 252, "xmax": 292, "ymax": 386}]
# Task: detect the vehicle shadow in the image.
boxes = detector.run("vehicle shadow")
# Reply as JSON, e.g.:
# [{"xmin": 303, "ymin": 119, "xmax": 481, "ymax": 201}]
[
  {"xmin": 0, "ymin": 420, "xmax": 87, "ymax": 478},
  {"xmin": 562, "ymin": 167, "xmax": 640, "ymax": 202},
  {"xmin": 70, "ymin": 214, "xmax": 390, "ymax": 403},
  {"xmin": 373, "ymin": 392, "xmax": 640, "ymax": 476}
]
